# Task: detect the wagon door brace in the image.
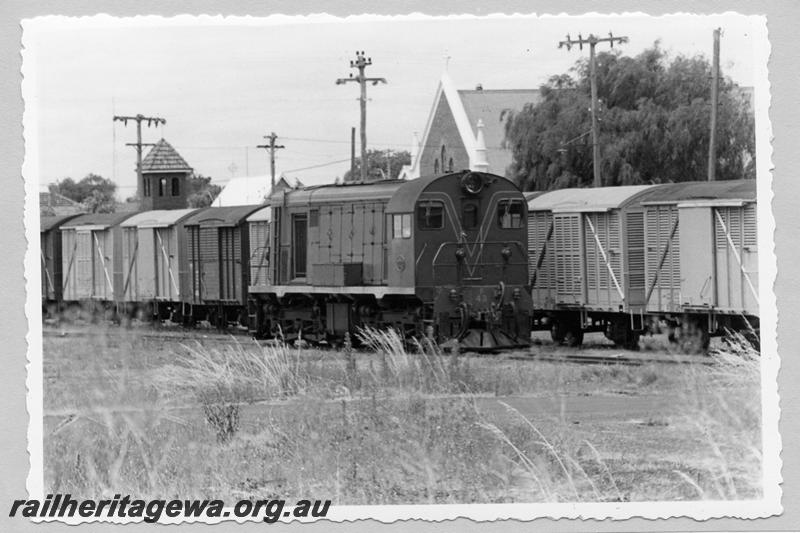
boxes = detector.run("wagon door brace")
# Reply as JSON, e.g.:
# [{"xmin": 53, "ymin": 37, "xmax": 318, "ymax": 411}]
[
  {"xmin": 585, "ymin": 216, "xmax": 625, "ymax": 301},
  {"xmin": 713, "ymin": 209, "xmax": 760, "ymax": 306},
  {"xmin": 40, "ymin": 250, "xmax": 54, "ymax": 294},
  {"xmin": 531, "ymin": 220, "xmax": 554, "ymax": 287},
  {"xmin": 93, "ymin": 232, "xmax": 115, "ymax": 297},
  {"xmin": 644, "ymin": 217, "xmax": 679, "ymax": 305},
  {"xmin": 156, "ymin": 230, "xmax": 180, "ymax": 298},
  {"xmin": 62, "ymin": 238, "xmax": 78, "ymax": 292},
  {"xmin": 122, "ymin": 236, "xmax": 138, "ymax": 300}
]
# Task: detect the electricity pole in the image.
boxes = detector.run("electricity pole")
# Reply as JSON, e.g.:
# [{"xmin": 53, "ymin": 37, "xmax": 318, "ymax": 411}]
[
  {"xmin": 559, "ymin": 32, "xmax": 628, "ymax": 187},
  {"xmin": 113, "ymin": 114, "xmax": 166, "ymax": 199},
  {"xmin": 336, "ymin": 51, "xmax": 387, "ymax": 182},
  {"xmin": 257, "ymin": 132, "xmax": 285, "ymax": 188},
  {"xmin": 708, "ymin": 28, "xmax": 721, "ymax": 182}
]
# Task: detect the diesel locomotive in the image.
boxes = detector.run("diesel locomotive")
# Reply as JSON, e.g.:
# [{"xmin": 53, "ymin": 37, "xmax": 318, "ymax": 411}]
[{"xmin": 249, "ymin": 170, "xmax": 533, "ymax": 349}]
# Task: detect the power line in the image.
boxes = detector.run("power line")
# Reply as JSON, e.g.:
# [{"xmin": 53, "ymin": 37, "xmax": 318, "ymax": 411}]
[{"xmin": 282, "ymin": 158, "xmax": 351, "ymax": 174}]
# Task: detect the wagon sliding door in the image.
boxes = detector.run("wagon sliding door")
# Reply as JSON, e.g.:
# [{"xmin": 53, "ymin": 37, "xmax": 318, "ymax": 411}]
[
  {"xmin": 553, "ymin": 214, "xmax": 583, "ymax": 304},
  {"xmin": 154, "ymin": 227, "xmax": 180, "ymax": 300},
  {"xmin": 200, "ymin": 227, "xmax": 219, "ymax": 301},
  {"xmin": 219, "ymin": 227, "xmax": 242, "ymax": 302}
]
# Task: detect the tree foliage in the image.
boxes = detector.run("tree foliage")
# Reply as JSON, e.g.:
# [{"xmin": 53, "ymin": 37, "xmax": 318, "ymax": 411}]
[
  {"xmin": 343, "ymin": 149, "xmax": 411, "ymax": 182},
  {"xmin": 186, "ymin": 174, "xmax": 222, "ymax": 208},
  {"xmin": 50, "ymin": 173, "xmax": 117, "ymax": 213},
  {"xmin": 503, "ymin": 44, "xmax": 755, "ymax": 191}
]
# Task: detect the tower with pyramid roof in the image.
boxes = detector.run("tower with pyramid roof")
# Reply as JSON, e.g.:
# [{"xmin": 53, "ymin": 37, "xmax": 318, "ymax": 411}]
[{"xmin": 139, "ymin": 139, "xmax": 193, "ymax": 210}]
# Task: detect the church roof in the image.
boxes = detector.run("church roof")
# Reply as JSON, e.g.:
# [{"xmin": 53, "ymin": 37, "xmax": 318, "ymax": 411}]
[
  {"xmin": 409, "ymin": 73, "xmax": 540, "ymax": 178},
  {"xmin": 141, "ymin": 139, "xmax": 192, "ymax": 174}
]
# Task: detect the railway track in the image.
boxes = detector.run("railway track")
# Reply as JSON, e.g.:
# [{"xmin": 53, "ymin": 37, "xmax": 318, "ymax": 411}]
[{"xmin": 43, "ymin": 325, "xmax": 715, "ymax": 366}]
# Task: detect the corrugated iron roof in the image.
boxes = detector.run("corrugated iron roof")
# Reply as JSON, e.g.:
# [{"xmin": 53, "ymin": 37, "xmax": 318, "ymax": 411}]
[
  {"xmin": 527, "ymin": 185, "xmax": 656, "ymax": 212},
  {"xmin": 61, "ymin": 212, "xmax": 137, "ymax": 229},
  {"xmin": 141, "ymin": 139, "xmax": 192, "ymax": 173},
  {"xmin": 40, "ymin": 214, "xmax": 81, "ymax": 232},
  {"xmin": 121, "ymin": 208, "xmax": 201, "ymax": 228},
  {"xmin": 183, "ymin": 205, "xmax": 263, "ymax": 227}
]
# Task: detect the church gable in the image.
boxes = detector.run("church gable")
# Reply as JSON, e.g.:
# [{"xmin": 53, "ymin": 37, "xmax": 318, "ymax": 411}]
[{"xmin": 417, "ymin": 92, "xmax": 471, "ymax": 177}]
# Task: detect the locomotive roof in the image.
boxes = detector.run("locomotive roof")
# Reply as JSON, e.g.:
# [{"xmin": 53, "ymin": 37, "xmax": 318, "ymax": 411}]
[
  {"xmin": 636, "ymin": 179, "xmax": 757, "ymax": 205},
  {"xmin": 275, "ymin": 179, "xmax": 406, "ymax": 207},
  {"xmin": 121, "ymin": 208, "xmax": 201, "ymax": 228},
  {"xmin": 527, "ymin": 185, "xmax": 655, "ymax": 213},
  {"xmin": 385, "ymin": 172, "xmax": 519, "ymax": 214},
  {"xmin": 61, "ymin": 212, "xmax": 137, "ymax": 230},
  {"xmin": 182, "ymin": 205, "xmax": 264, "ymax": 227},
  {"xmin": 40, "ymin": 213, "xmax": 81, "ymax": 232}
]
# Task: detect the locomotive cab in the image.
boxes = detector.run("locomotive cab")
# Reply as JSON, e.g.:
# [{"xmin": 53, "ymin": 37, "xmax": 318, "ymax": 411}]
[{"xmin": 386, "ymin": 171, "xmax": 532, "ymax": 349}]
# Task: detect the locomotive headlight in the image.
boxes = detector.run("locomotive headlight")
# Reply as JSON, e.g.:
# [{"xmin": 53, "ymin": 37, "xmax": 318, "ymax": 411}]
[
  {"xmin": 455, "ymin": 247, "xmax": 466, "ymax": 261},
  {"xmin": 449, "ymin": 289, "xmax": 460, "ymax": 301},
  {"xmin": 501, "ymin": 247, "xmax": 512, "ymax": 261},
  {"xmin": 461, "ymin": 172, "xmax": 484, "ymax": 194}
]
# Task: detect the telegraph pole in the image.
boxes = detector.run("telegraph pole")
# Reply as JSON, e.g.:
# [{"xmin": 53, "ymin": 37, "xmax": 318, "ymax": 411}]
[
  {"xmin": 257, "ymin": 132, "xmax": 285, "ymax": 188},
  {"xmin": 336, "ymin": 51, "xmax": 387, "ymax": 182},
  {"xmin": 559, "ymin": 32, "xmax": 628, "ymax": 187},
  {"xmin": 113, "ymin": 114, "xmax": 166, "ymax": 199},
  {"xmin": 708, "ymin": 28, "xmax": 721, "ymax": 182}
]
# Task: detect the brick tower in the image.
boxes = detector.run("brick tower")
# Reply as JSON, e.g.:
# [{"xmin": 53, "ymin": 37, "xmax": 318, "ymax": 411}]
[{"xmin": 139, "ymin": 139, "xmax": 192, "ymax": 210}]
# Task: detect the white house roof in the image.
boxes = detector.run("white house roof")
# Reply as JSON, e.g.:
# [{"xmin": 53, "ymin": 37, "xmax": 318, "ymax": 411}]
[{"xmin": 212, "ymin": 175, "xmax": 274, "ymax": 207}]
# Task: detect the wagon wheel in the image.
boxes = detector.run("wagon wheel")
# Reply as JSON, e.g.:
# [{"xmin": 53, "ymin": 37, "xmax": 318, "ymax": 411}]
[
  {"xmin": 550, "ymin": 321, "xmax": 566, "ymax": 343},
  {"xmin": 563, "ymin": 326, "xmax": 584, "ymax": 348},
  {"xmin": 671, "ymin": 320, "xmax": 710, "ymax": 354}
]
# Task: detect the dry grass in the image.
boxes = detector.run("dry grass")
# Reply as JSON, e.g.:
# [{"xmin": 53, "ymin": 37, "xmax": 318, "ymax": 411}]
[{"xmin": 42, "ymin": 326, "xmax": 763, "ymax": 503}]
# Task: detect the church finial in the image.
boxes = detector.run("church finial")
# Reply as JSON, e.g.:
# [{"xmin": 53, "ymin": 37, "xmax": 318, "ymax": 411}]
[{"xmin": 472, "ymin": 119, "xmax": 489, "ymax": 172}]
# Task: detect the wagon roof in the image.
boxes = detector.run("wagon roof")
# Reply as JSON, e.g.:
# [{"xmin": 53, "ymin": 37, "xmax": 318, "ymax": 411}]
[
  {"xmin": 635, "ymin": 179, "xmax": 756, "ymax": 205},
  {"xmin": 61, "ymin": 212, "xmax": 137, "ymax": 229},
  {"xmin": 121, "ymin": 208, "xmax": 201, "ymax": 228},
  {"xmin": 523, "ymin": 191, "xmax": 545, "ymax": 202},
  {"xmin": 40, "ymin": 213, "xmax": 81, "ymax": 232},
  {"xmin": 276, "ymin": 179, "xmax": 405, "ymax": 207},
  {"xmin": 182, "ymin": 205, "xmax": 263, "ymax": 227},
  {"xmin": 527, "ymin": 185, "xmax": 655, "ymax": 213},
  {"xmin": 246, "ymin": 206, "xmax": 272, "ymax": 222}
]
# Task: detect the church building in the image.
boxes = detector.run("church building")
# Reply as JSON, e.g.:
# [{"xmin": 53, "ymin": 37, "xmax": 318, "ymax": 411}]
[{"xmin": 400, "ymin": 72, "xmax": 541, "ymax": 180}]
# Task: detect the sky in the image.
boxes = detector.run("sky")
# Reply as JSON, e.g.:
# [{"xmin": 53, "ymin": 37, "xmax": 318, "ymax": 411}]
[{"xmin": 23, "ymin": 13, "xmax": 764, "ymax": 198}]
